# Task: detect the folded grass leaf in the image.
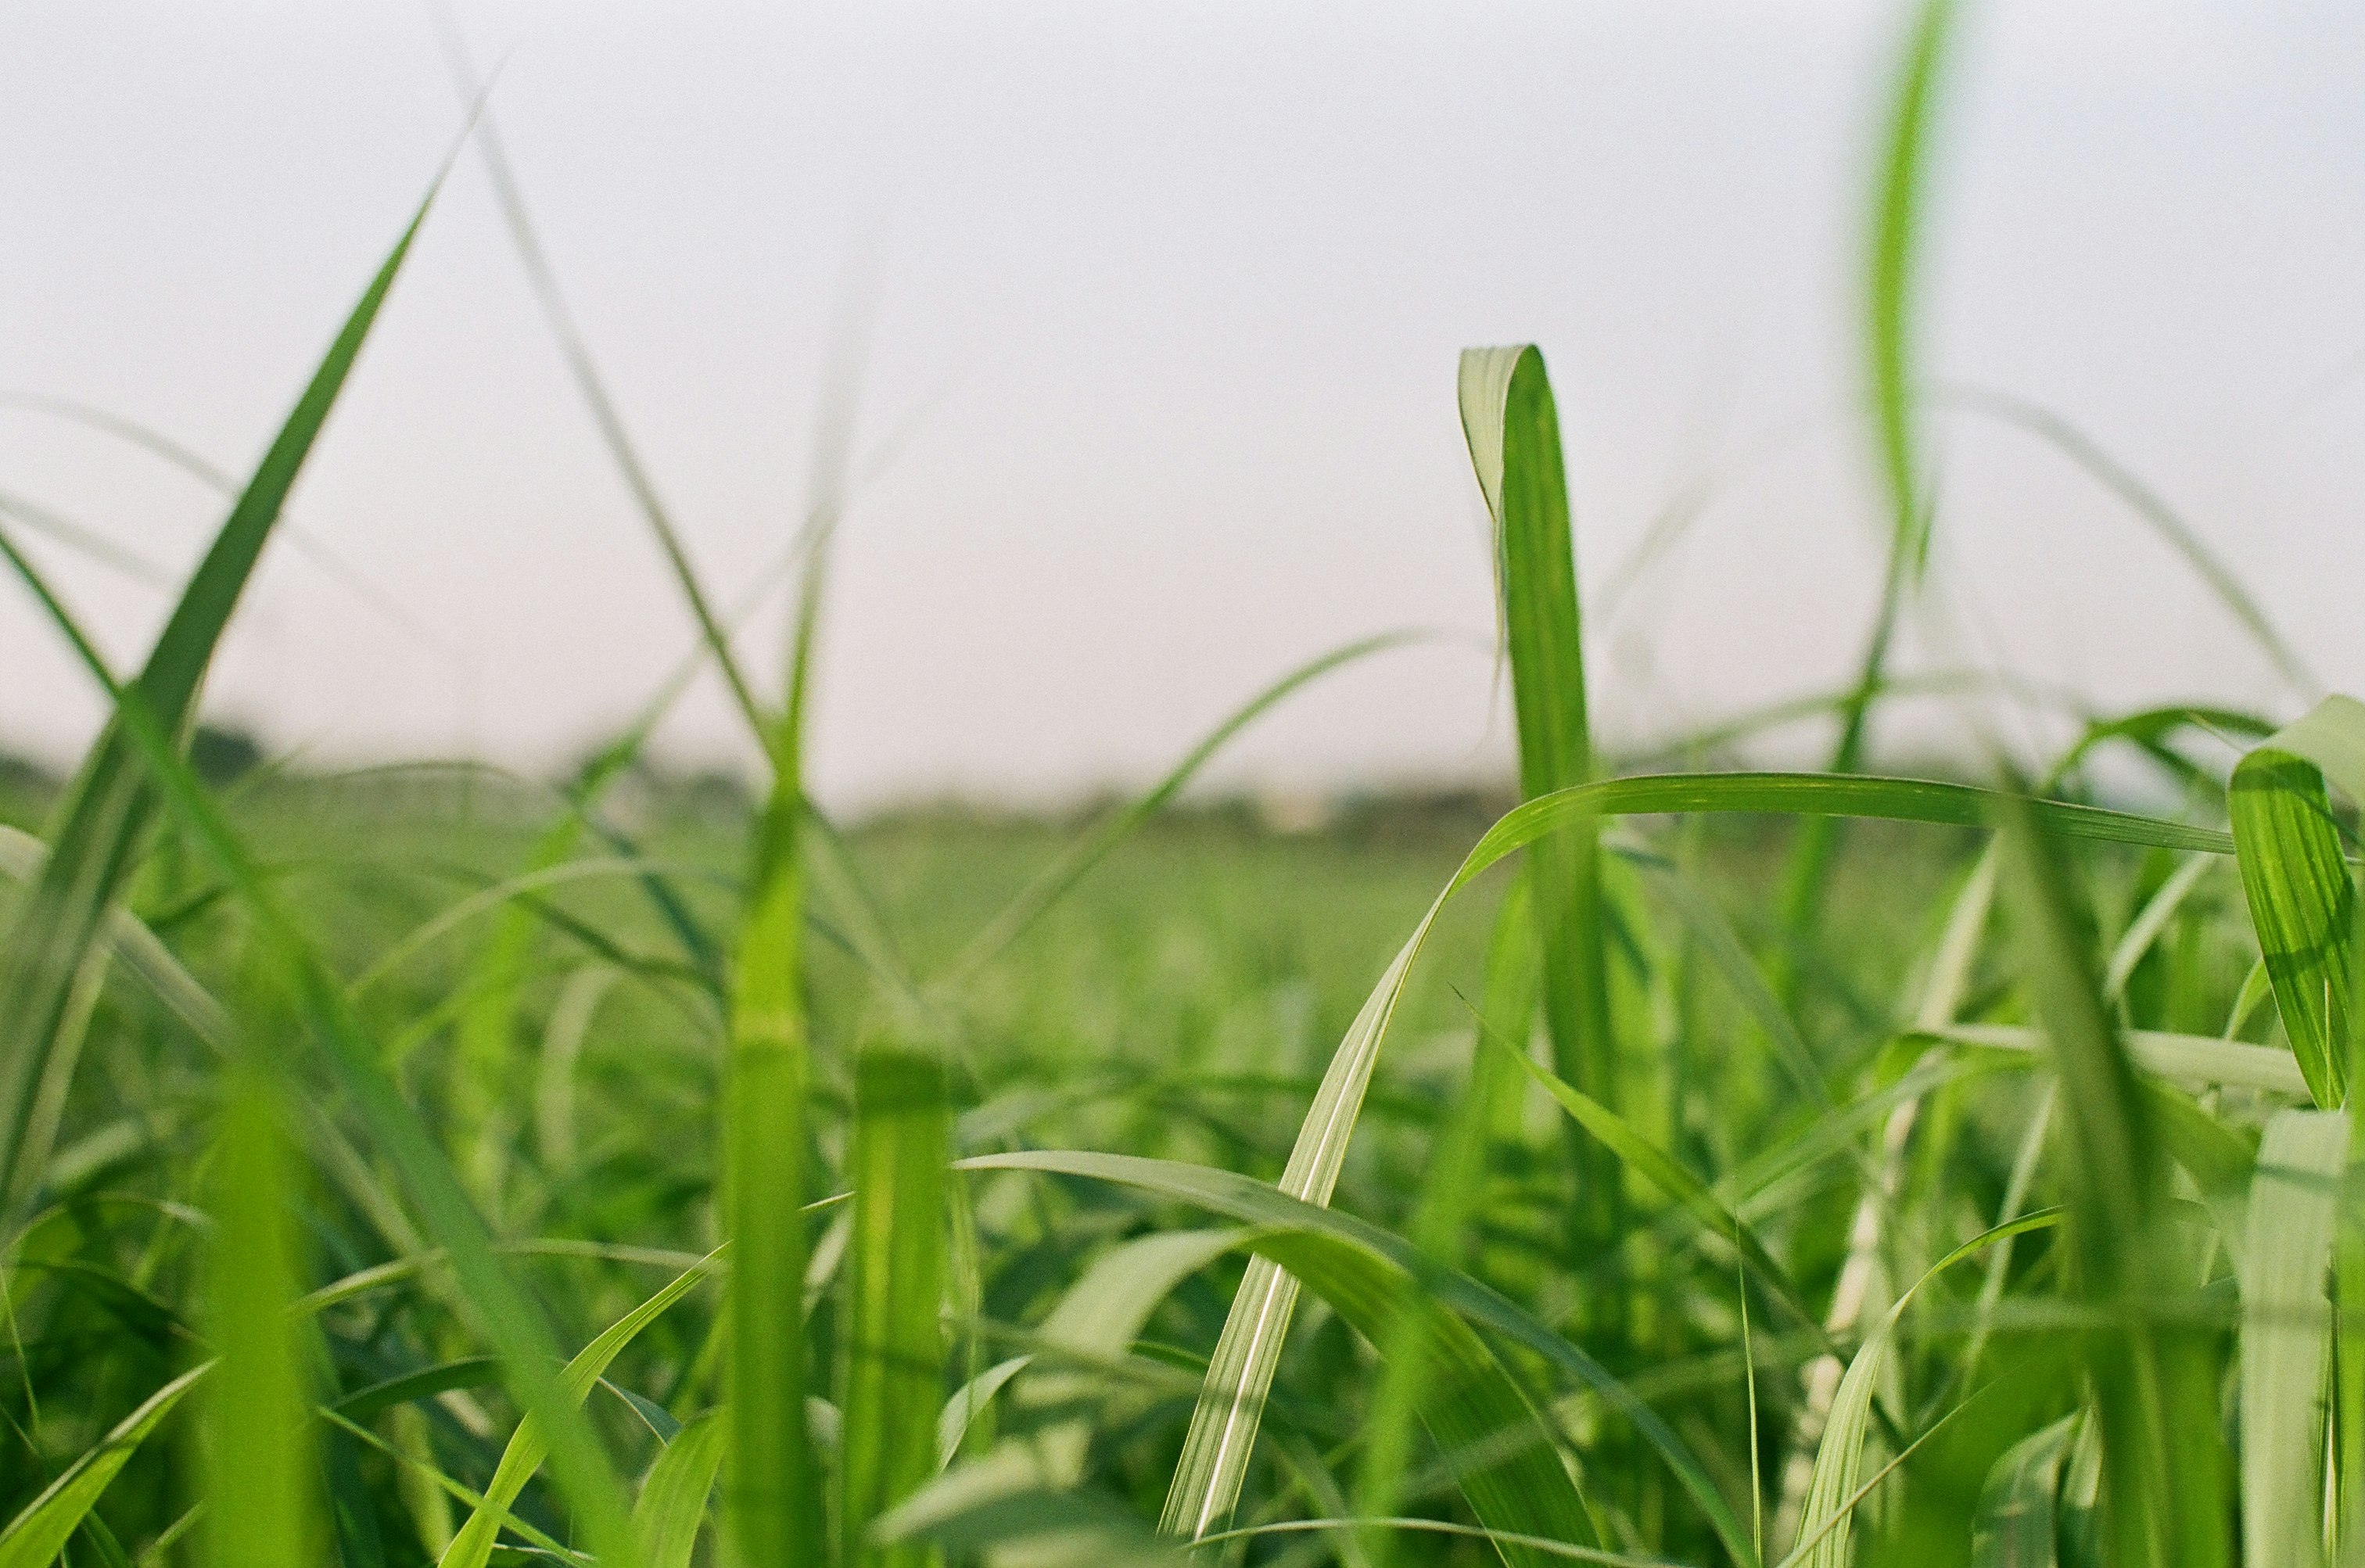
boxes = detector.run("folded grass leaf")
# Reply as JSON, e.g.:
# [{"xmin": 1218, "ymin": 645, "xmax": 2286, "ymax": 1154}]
[{"xmin": 1458, "ymin": 345, "xmax": 1620, "ymax": 1291}]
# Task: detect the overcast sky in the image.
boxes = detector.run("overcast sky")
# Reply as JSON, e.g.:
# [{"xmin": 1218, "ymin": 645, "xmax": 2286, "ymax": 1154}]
[{"xmin": 3, "ymin": 2, "xmax": 2362, "ymax": 803}]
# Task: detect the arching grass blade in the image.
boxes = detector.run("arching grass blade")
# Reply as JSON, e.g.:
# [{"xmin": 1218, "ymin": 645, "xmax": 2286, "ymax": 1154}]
[{"xmin": 0, "ymin": 195, "xmax": 432, "ymax": 1214}]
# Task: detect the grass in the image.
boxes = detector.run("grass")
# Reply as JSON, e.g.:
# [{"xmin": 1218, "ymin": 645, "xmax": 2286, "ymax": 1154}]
[{"xmin": 0, "ymin": 3, "xmax": 2355, "ymax": 1566}]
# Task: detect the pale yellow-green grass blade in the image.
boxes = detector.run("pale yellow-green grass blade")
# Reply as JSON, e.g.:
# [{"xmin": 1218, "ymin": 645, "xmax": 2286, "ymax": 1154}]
[
  {"xmin": 2239, "ymin": 1109, "xmax": 2347, "ymax": 1568},
  {"xmin": 936, "ymin": 1359, "xmax": 1028, "ymax": 1470},
  {"xmin": 1457, "ymin": 344, "xmax": 1619, "ymax": 1287},
  {"xmin": 535, "ymin": 963, "xmax": 619, "ymax": 1175},
  {"xmin": 1923, "ymin": 1024, "xmax": 2310, "ymax": 1099},
  {"xmin": 0, "ymin": 194, "xmax": 431, "ymax": 1215},
  {"xmin": 1355, "ymin": 874, "xmax": 1538, "ymax": 1555},
  {"xmin": 840, "ymin": 1046, "xmax": 952, "ymax": 1568},
  {"xmin": 2229, "ymin": 694, "xmax": 2365, "ymax": 1107},
  {"xmin": 0, "ymin": 1364, "xmax": 205, "ymax": 1568},
  {"xmin": 440, "ymin": 1250, "xmax": 717, "ymax": 1568},
  {"xmin": 1787, "ymin": 1211, "xmax": 2064, "ymax": 1568},
  {"xmin": 1154, "ymin": 768, "xmax": 2222, "ymax": 1541},
  {"xmin": 968, "ymin": 1149, "xmax": 1757, "ymax": 1567},
  {"xmin": 634, "ymin": 1408, "xmax": 727, "ymax": 1568},
  {"xmin": 1014, "ymin": 1228, "xmax": 1243, "ymax": 1487}
]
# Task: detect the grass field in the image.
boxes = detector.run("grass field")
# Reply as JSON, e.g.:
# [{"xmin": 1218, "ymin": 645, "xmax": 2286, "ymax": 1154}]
[{"xmin": 1, "ymin": 2, "xmax": 2359, "ymax": 1566}]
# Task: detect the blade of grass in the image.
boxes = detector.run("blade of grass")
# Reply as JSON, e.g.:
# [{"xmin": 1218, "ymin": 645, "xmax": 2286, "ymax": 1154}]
[
  {"xmin": 0, "ymin": 193, "xmax": 432, "ymax": 1215},
  {"xmin": 205, "ymin": 998, "xmax": 319, "ymax": 1568},
  {"xmin": 1968, "ymin": 1412, "xmax": 2080, "ymax": 1568},
  {"xmin": 1939, "ymin": 386, "xmax": 2316, "ymax": 694},
  {"xmin": 1775, "ymin": 0, "xmax": 1960, "ymax": 989},
  {"xmin": 1497, "ymin": 1039, "xmax": 1826, "ymax": 1340},
  {"xmin": 2229, "ymin": 694, "xmax": 2365, "ymax": 1108},
  {"xmin": 1788, "ymin": 1211, "xmax": 2066, "ymax": 1568},
  {"xmin": 634, "ymin": 1409, "xmax": 726, "ymax": 1568},
  {"xmin": 438, "ymin": 1250, "xmax": 718, "ymax": 1568},
  {"xmin": 1457, "ymin": 344, "xmax": 1620, "ymax": 1306},
  {"xmin": 841, "ymin": 1046, "xmax": 952, "ymax": 1568},
  {"xmin": 1355, "ymin": 874, "xmax": 1540, "ymax": 1563},
  {"xmin": 0, "ymin": 1365, "xmax": 206, "ymax": 1568},
  {"xmin": 430, "ymin": 13, "xmax": 769, "ymax": 739},
  {"xmin": 967, "ymin": 1149, "xmax": 1759, "ymax": 1568},
  {"xmin": 2239, "ymin": 1109, "xmax": 2347, "ymax": 1568},
  {"xmin": 943, "ymin": 631, "xmax": 1424, "ymax": 989},
  {"xmin": 1155, "ymin": 768, "xmax": 2223, "ymax": 1544},
  {"xmin": 722, "ymin": 501, "xmax": 831, "ymax": 1568},
  {"xmin": 0, "ymin": 519, "xmax": 644, "ymax": 1568},
  {"xmin": 1252, "ymin": 1225, "xmax": 1601, "ymax": 1568},
  {"xmin": 1997, "ymin": 790, "xmax": 2232, "ymax": 1568}
]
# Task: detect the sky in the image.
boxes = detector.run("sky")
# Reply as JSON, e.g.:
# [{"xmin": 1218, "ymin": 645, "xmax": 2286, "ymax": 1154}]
[{"xmin": 2, "ymin": 1, "xmax": 2363, "ymax": 806}]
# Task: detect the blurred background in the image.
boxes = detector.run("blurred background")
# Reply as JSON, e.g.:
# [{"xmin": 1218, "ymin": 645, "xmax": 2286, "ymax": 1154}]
[{"xmin": 2, "ymin": 0, "xmax": 2361, "ymax": 809}]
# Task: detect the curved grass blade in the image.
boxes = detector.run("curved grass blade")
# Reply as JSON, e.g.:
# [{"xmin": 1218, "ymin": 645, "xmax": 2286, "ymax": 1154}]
[
  {"xmin": 0, "ymin": 194, "xmax": 432, "ymax": 1215},
  {"xmin": 2239, "ymin": 1109, "xmax": 2347, "ymax": 1568},
  {"xmin": 1017, "ymin": 1228, "xmax": 1244, "ymax": 1486},
  {"xmin": 1969, "ymin": 1412, "xmax": 2080, "ymax": 1568},
  {"xmin": 0, "ymin": 1364, "xmax": 206, "ymax": 1568},
  {"xmin": 938, "ymin": 1359, "xmax": 1029, "ymax": 1470},
  {"xmin": 1941, "ymin": 386, "xmax": 2315, "ymax": 694},
  {"xmin": 964, "ymin": 1149, "xmax": 1759, "ymax": 1568},
  {"xmin": 1789, "ymin": 1211, "xmax": 2066, "ymax": 1568},
  {"xmin": 841, "ymin": 1047, "xmax": 952, "ymax": 1568},
  {"xmin": 1925, "ymin": 1024, "xmax": 2310, "ymax": 1099},
  {"xmin": 1151, "ymin": 766, "xmax": 2225, "ymax": 1545},
  {"xmin": 2229, "ymin": 695, "xmax": 2365, "ymax": 1107},
  {"xmin": 0, "ymin": 528, "xmax": 644, "ymax": 1567},
  {"xmin": 1498, "ymin": 1040, "xmax": 1825, "ymax": 1338},
  {"xmin": 945, "ymin": 631, "xmax": 1423, "ymax": 988},
  {"xmin": 431, "ymin": 14, "xmax": 768, "ymax": 740},
  {"xmin": 633, "ymin": 1409, "xmax": 725, "ymax": 1568},
  {"xmin": 1252, "ymin": 1225, "xmax": 1599, "ymax": 1568},
  {"xmin": 439, "ymin": 1250, "xmax": 717, "ymax": 1568},
  {"xmin": 1775, "ymin": 0, "xmax": 1960, "ymax": 980},
  {"xmin": 1457, "ymin": 345, "xmax": 1620, "ymax": 1298}
]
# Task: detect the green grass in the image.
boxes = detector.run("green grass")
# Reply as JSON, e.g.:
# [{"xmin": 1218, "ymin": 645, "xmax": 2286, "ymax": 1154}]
[{"xmin": 0, "ymin": 5, "xmax": 2355, "ymax": 1566}]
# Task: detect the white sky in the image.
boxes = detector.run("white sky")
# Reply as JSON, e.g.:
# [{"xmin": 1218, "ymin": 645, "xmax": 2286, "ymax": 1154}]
[{"xmin": 3, "ymin": 1, "xmax": 2363, "ymax": 804}]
